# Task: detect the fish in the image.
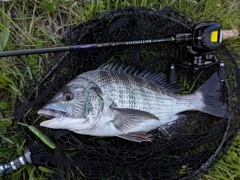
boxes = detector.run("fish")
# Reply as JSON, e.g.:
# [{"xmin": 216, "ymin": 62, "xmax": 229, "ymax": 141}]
[{"xmin": 37, "ymin": 62, "xmax": 232, "ymax": 142}]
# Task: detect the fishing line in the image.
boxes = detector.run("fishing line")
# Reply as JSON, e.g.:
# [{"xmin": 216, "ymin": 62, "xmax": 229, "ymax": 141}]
[
  {"xmin": 32, "ymin": 115, "xmax": 43, "ymax": 125},
  {"xmin": 26, "ymin": 51, "xmax": 70, "ymax": 100}
]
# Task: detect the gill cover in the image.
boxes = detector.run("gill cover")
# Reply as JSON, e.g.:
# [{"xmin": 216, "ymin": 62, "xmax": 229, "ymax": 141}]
[{"xmin": 82, "ymin": 86, "xmax": 104, "ymax": 119}]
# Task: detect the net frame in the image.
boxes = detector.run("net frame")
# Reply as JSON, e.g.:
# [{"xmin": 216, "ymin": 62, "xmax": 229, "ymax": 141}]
[{"xmin": 14, "ymin": 6, "xmax": 240, "ymax": 180}]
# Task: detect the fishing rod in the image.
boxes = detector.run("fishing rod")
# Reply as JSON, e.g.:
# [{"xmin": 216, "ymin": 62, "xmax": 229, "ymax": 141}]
[{"xmin": 0, "ymin": 22, "xmax": 239, "ymax": 58}]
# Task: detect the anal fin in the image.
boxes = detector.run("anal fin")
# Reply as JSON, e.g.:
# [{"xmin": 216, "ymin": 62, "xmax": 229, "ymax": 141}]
[{"xmin": 117, "ymin": 131, "xmax": 152, "ymax": 142}]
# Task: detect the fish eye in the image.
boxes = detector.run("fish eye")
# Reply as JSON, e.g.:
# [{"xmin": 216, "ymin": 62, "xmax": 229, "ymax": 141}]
[{"xmin": 62, "ymin": 92, "xmax": 74, "ymax": 101}]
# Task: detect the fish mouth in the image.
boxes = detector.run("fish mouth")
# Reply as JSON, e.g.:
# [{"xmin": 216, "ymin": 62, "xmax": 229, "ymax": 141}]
[
  {"xmin": 38, "ymin": 109, "xmax": 66, "ymax": 128},
  {"xmin": 37, "ymin": 109, "xmax": 65, "ymax": 119}
]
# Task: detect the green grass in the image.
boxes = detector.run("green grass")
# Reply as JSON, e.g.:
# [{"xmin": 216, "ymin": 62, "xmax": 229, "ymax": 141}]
[{"xmin": 0, "ymin": 0, "xmax": 240, "ymax": 179}]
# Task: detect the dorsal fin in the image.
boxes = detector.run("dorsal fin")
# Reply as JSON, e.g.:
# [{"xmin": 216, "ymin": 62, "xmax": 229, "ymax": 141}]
[{"xmin": 99, "ymin": 62, "xmax": 180, "ymax": 92}]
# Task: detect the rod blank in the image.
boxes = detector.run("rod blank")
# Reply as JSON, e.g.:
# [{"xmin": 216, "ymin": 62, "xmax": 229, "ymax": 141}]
[{"xmin": 0, "ymin": 38, "xmax": 174, "ymax": 58}]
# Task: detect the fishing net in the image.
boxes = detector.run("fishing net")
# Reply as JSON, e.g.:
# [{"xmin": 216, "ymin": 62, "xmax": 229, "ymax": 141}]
[{"xmin": 15, "ymin": 6, "xmax": 240, "ymax": 180}]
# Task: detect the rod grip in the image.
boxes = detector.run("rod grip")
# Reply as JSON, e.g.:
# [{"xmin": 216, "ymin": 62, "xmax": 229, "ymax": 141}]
[{"xmin": 222, "ymin": 30, "xmax": 239, "ymax": 40}]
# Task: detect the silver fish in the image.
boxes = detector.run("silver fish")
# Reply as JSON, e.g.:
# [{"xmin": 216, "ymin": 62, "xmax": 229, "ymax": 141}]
[{"xmin": 37, "ymin": 62, "xmax": 231, "ymax": 142}]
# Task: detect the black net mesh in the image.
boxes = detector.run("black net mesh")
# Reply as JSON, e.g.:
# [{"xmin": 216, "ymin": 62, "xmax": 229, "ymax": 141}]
[{"xmin": 15, "ymin": 7, "xmax": 240, "ymax": 180}]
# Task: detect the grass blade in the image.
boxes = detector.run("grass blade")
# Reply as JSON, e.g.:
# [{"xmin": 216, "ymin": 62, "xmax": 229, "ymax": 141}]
[{"xmin": 0, "ymin": 28, "xmax": 9, "ymax": 51}]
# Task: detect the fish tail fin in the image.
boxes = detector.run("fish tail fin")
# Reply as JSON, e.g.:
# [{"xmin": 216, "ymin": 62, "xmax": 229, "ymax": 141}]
[{"xmin": 195, "ymin": 72, "xmax": 233, "ymax": 119}]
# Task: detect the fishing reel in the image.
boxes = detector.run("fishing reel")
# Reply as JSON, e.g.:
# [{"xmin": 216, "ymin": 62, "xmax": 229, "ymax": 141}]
[
  {"xmin": 169, "ymin": 22, "xmax": 229, "ymax": 83},
  {"xmin": 176, "ymin": 22, "xmax": 222, "ymax": 68},
  {"xmin": 192, "ymin": 22, "xmax": 222, "ymax": 52},
  {"xmin": 177, "ymin": 21, "xmax": 239, "ymax": 69}
]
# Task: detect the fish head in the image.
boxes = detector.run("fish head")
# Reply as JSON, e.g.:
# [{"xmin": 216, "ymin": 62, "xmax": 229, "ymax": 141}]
[{"xmin": 37, "ymin": 82, "xmax": 104, "ymax": 131}]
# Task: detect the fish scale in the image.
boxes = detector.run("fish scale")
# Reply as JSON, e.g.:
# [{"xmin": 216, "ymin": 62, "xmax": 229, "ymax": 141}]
[{"xmin": 78, "ymin": 69, "xmax": 204, "ymax": 126}]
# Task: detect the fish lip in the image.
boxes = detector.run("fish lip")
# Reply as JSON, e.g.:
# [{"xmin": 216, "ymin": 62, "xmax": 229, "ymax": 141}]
[{"xmin": 37, "ymin": 109, "xmax": 65, "ymax": 119}]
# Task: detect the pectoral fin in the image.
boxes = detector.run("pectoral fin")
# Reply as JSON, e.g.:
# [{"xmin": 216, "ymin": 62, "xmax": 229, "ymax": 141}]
[
  {"xmin": 111, "ymin": 107, "xmax": 159, "ymax": 132},
  {"xmin": 117, "ymin": 131, "xmax": 153, "ymax": 142}
]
